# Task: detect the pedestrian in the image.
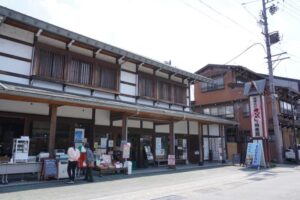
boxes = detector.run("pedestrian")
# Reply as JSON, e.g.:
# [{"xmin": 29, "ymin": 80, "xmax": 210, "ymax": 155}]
[
  {"xmin": 67, "ymin": 142, "xmax": 80, "ymax": 184},
  {"xmin": 84, "ymin": 143, "xmax": 94, "ymax": 182}
]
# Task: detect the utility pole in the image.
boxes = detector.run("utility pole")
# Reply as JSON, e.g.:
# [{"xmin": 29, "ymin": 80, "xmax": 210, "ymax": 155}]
[{"xmin": 261, "ymin": 0, "xmax": 283, "ymax": 163}]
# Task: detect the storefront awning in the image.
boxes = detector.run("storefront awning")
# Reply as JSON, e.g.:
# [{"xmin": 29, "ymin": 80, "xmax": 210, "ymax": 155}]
[{"xmin": 0, "ymin": 83, "xmax": 238, "ymax": 125}]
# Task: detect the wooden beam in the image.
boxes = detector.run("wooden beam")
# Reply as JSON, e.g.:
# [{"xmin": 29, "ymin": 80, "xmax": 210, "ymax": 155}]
[
  {"xmin": 220, "ymin": 125, "xmax": 226, "ymax": 163},
  {"xmin": 198, "ymin": 123, "xmax": 204, "ymax": 165},
  {"xmin": 23, "ymin": 118, "xmax": 31, "ymax": 136},
  {"xmin": 187, "ymin": 120, "xmax": 190, "ymax": 164},
  {"xmin": 121, "ymin": 114, "xmax": 128, "ymax": 141},
  {"xmin": 169, "ymin": 122, "xmax": 175, "ymax": 168},
  {"xmin": 48, "ymin": 104, "xmax": 58, "ymax": 158}
]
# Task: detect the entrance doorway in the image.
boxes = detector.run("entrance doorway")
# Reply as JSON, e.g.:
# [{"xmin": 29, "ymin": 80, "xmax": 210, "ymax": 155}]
[
  {"xmin": 0, "ymin": 117, "xmax": 24, "ymax": 157},
  {"xmin": 128, "ymin": 134, "xmax": 153, "ymax": 168}
]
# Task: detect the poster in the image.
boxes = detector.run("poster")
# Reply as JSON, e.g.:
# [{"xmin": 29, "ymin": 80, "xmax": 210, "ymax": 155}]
[
  {"xmin": 245, "ymin": 142, "xmax": 256, "ymax": 166},
  {"xmin": 245, "ymin": 140, "xmax": 266, "ymax": 168},
  {"xmin": 100, "ymin": 138, "xmax": 107, "ymax": 148},
  {"xmin": 108, "ymin": 140, "xmax": 114, "ymax": 148},
  {"xmin": 168, "ymin": 154, "xmax": 175, "ymax": 166},
  {"xmin": 122, "ymin": 143, "xmax": 131, "ymax": 159},
  {"xmin": 156, "ymin": 137, "xmax": 163, "ymax": 156},
  {"xmin": 74, "ymin": 128, "xmax": 85, "ymax": 143}
]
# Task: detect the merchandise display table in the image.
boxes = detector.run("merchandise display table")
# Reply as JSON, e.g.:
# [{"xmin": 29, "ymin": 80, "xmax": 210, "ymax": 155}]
[
  {"xmin": 96, "ymin": 166, "xmax": 127, "ymax": 176},
  {"xmin": 0, "ymin": 162, "xmax": 41, "ymax": 184}
]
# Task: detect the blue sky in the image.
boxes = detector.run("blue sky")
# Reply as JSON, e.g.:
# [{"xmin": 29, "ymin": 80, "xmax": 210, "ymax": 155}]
[{"xmin": 0, "ymin": 0, "xmax": 299, "ymax": 79}]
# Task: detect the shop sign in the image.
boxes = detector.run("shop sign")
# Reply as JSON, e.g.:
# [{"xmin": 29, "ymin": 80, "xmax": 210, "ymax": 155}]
[
  {"xmin": 250, "ymin": 95, "xmax": 263, "ymax": 137},
  {"xmin": 168, "ymin": 154, "xmax": 175, "ymax": 166}
]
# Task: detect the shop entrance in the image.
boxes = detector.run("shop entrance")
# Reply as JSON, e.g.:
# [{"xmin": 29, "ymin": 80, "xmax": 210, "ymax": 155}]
[
  {"xmin": 204, "ymin": 137, "xmax": 222, "ymax": 161},
  {"xmin": 128, "ymin": 134, "xmax": 153, "ymax": 168},
  {"xmin": 0, "ymin": 117, "xmax": 24, "ymax": 157}
]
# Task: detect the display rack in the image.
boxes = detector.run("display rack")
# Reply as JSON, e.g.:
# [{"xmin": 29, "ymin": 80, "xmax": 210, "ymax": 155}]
[{"xmin": 12, "ymin": 136, "xmax": 30, "ymax": 163}]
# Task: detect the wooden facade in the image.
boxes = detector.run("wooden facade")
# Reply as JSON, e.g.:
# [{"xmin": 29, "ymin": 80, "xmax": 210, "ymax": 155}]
[{"xmin": 0, "ymin": 6, "xmax": 236, "ymax": 167}]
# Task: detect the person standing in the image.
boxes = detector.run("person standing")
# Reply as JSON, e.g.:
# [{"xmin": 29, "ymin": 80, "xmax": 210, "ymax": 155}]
[
  {"xmin": 84, "ymin": 143, "xmax": 94, "ymax": 182},
  {"xmin": 67, "ymin": 142, "xmax": 80, "ymax": 184}
]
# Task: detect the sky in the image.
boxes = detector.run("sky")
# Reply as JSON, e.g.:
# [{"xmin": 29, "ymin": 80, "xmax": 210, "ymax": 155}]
[{"xmin": 0, "ymin": 0, "xmax": 299, "ymax": 80}]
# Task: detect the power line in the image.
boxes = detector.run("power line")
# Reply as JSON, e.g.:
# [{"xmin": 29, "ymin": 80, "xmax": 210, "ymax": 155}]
[
  {"xmin": 197, "ymin": 0, "xmax": 262, "ymax": 39},
  {"xmin": 182, "ymin": 1, "xmax": 225, "ymax": 26},
  {"xmin": 224, "ymin": 42, "xmax": 266, "ymax": 64}
]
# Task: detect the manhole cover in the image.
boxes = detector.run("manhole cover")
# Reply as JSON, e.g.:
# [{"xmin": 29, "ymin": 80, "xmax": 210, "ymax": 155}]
[{"xmin": 248, "ymin": 177, "xmax": 264, "ymax": 181}]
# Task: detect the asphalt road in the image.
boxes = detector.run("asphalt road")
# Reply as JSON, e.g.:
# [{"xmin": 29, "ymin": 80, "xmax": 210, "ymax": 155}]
[{"xmin": 1, "ymin": 165, "xmax": 300, "ymax": 200}]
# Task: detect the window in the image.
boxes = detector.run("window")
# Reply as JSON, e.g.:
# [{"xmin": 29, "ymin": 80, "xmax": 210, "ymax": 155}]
[
  {"xmin": 34, "ymin": 43, "xmax": 120, "ymax": 92},
  {"xmin": 225, "ymin": 105, "xmax": 234, "ymax": 118},
  {"xmin": 158, "ymin": 80, "xmax": 172, "ymax": 102},
  {"xmin": 101, "ymin": 67, "xmax": 117, "ymax": 90},
  {"xmin": 173, "ymin": 85, "xmax": 186, "ymax": 105},
  {"xmin": 203, "ymin": 108, "xmax": 210, "ymax": 115},
  {"xmin": 201, "ymin": 76, "xmax": 224, "ymax": 92},
  {"xmin": 280, "ymin": 100, "xmax": 293, "ymax": 115},
  {"xmin": 243, "ymin": 103, "xmax": 250, "ymax": 117},
  {"xmin": 38, "ymin": 49, "xmax": 65, "ymax": 80},
  {"xmin": 210, "ymin": 107, "xmax": 218, "ymax": 116},
  {"xmin": 139, "ymin": 75, "xmax": 155, "ymax": 98},
  {"xmin": 68, "ymin": 59, "xmax": 92, "ymax": 85}
]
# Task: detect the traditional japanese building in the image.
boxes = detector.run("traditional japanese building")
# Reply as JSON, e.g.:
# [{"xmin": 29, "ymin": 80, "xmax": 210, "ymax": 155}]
[{"xmin": 0, "ymin": 6, "xmax": 236, "ymax": 168}]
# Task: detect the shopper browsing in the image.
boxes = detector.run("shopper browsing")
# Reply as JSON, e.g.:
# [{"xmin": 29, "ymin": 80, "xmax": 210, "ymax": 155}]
[
  {"xmin": 67, "ymin": 142, "xmax": 80, "ymax": 184},
  {"xmin": 84, "ymin": 143, "xmax": 94, "ymax": 182}
]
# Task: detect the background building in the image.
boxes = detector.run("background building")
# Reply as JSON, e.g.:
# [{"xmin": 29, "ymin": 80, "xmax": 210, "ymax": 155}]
[{"xmin": 193, "ymin": 64, "xmax": 300, "ymax": 162}]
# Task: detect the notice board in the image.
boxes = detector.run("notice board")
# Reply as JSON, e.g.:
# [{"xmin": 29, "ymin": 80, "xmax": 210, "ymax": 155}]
[{"xmin": 42, "ymin": 159, "xmax": 57, "ymax": 179}]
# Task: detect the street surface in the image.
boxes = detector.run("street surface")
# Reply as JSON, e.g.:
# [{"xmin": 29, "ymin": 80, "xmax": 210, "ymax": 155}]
[{"xmin": 1, "ymin": 165, "xmax": 300, "ymax": 200}]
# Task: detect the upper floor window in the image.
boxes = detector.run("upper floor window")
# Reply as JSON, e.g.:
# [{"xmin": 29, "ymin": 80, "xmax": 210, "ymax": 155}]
[
  {"xmin": 202, "ymin": 105, "xmax": 234, "ymax": 118},
  {"xmin": 33, "ymin": 43, "xmax": 119, "ymax": 92},
  {"xmin": 280, "ymin": 100, "xmax": 293, "ymax": 115},
  {"xmin": 201, "ymin": 76, "xmax": 224, "ymax": 92},
  {"xmin": 243, "ymin": 102, "xmax": 250, "ymax": 117},
  {"xmin": 38, "ymin": 49, "xmax": 65, "ymax": 80},
  {"xmin": 139, "ymin": 75, "xmax": 156, "ymax": 99},
  {"xmin": 68, "ymin": 59, "xmax": 92, "ymax": 85},
  {"xmin": 138, "ymin": 73, "xmax": 187, "ymax": 105}
]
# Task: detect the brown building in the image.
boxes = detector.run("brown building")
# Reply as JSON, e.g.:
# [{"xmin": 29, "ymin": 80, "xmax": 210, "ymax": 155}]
[{"xmin": 193, "ymin": 64, "xmax": 300, "ymax": 162}]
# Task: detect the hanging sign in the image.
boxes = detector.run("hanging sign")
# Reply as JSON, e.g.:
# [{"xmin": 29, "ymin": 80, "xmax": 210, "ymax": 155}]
[{"xmin": 250, "ymin": 95, "xmax": 263, "ymax": 137}]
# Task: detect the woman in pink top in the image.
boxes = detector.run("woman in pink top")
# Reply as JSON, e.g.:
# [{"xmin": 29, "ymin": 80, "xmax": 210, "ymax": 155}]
[{"xmin": 67, "ymin": 142, "xmax": 80, "ymax": 184}]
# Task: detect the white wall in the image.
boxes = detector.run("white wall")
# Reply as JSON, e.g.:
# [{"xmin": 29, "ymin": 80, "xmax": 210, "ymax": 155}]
[
  {"xmin": 128, "ymin": 120, "xmax": 140, "ymax": 128},
  {"xmin": 143, "ymin": 121, "xmax": 153, "ymax": 129},
  {"xmin": 32, "ymin": 80, "xmax": 63, "ymax": 91},
  {"xmin": 0, "ymin": 74, "xmax": 29, "ymax": 85},
  {"xmin": 0, "ymin": 56, "xmax": 31, "ymax": 75},
  {"xmin": 155, "ymin": 124, "xmax": 169, "ymax": 133},
  {"xmin": 0, "ymin": 38, "xmax": 32, "ymax": 59},
  {"xmin": 120, "ymin": 71, "xmax": 136, "ymax": 84},
  {"xmin": 38, "ymin": 35, "xmax": 66, "ymax": 49},
  {"xmin": 174, "ymin": 121, "xmax": 187, "ymax": 134},
  {"xmin": 57, "ymin": 106, "xmax": 92, "ymax": 119},
  {"xmin": 69, "ymin": 45, "xmax": 93, "ymax": 57},
  {"xmin": 139, "ymin": 66, "xmax": 153, "ymax": 74},
  {"xmin": 96, "ymin": 53, "xmax": 116, "ymax": 64},
  {"xmin": 121, "ymin": 62, "xmax": 136, "ymax": 72},
  {"xmin": 120, "ymin": 83, "xmax": 136, "ymax": 96},
  {"xmin": 0, "ymin": 24, "xmax": 34, "ymax": 44},
  {"xmin": 0, "ymin": 99, "xmax": 49, "ymax": 115},
  {"xmin": 65, "ymin": 86, "xmax": 91, "ymax": 96},
  {"xmin": 95, "ymin": 109, "xmax": 110, "ymax": 126},
  {"xmin": 189, "ymin": 121, "xmax": 198, "ymax": 135}
]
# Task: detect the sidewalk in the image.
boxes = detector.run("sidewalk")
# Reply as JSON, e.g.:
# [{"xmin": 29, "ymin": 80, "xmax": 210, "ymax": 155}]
[{"xmin": 0, "ymin": 162, "xmax": 228, "ymax": 193}]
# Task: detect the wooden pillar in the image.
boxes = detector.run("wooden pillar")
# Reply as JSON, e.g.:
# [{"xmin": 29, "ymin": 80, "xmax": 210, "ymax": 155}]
[
  {"xmin": 48, "ymin": 105, "xmax": 58, "ymax": 158},
  {"xmin": 91, "ymin": 109, "xmax": 96, "ymax": 149},
  {"xmin": 121, "ymin": 114, "xmax": 128, "ymax": 142},
  {"xmin": 169, "ymin": 122, "xmax": 175, "ymax": 168},
  {"xmin": 23, "ymin": 118, "xmax": 31, "ymax": 136},
  {"xmin": 220, "ymin": 125, "xmax": 226, "ymax": 163},
  {"xmin": 186, "ymin": 120, "xmax": 190, "ymax": 164},
  {"xmin": 198, "ymin": 122, "xmax": 204, "ymax": 165},
  {"xmin": 169, "ymin": 122, "xmax": 175, "ymax": 155}
]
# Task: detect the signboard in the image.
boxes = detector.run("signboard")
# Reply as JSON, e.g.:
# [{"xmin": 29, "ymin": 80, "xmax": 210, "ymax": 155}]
[
  {"xmin": 108, "ymin": 140, "xmax": 114, "ymax": 148},
  {"xmin": 43, "ymin": 159, "xmax": 57, "ymax": 178},
  {"xmin": 122, "ymin": 143, "xmax": 131, "ymax": 159},
  {"xmin": 168, "ymin": 154, "xmax": 175, "ymax": 166},
  {"xmin": 245, "ymin": 143, "xmax": 256, "ymax": 166},
  {"xmin": 74, "ymin": 128, "xmax": 85, "ymax": 143},
  {"xmin": 144, "ymin": 146, "xmax": 154, "ymax": 161},
  {"xmin": 250, "ymin": 95, "xmax": 263, "ymax": 137},
  {"xmin": 245, "ymin": 140, "xmax": 266, "ymax": 168}
]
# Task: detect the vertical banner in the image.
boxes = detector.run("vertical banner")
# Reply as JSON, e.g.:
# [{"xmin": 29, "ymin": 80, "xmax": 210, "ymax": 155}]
[{"xmin": 250, "ymin": 95, "xmax": 263, "ymax": 137}]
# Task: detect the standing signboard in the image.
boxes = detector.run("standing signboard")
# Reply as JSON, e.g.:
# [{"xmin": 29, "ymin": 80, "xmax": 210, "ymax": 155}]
[
  {"xmin": 122, "ymin": 143, "xmax": 131, "ymax": 159},
  {"xmin": 168, "ymin": 155, "xmax": 175, "ymax": 166}
]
